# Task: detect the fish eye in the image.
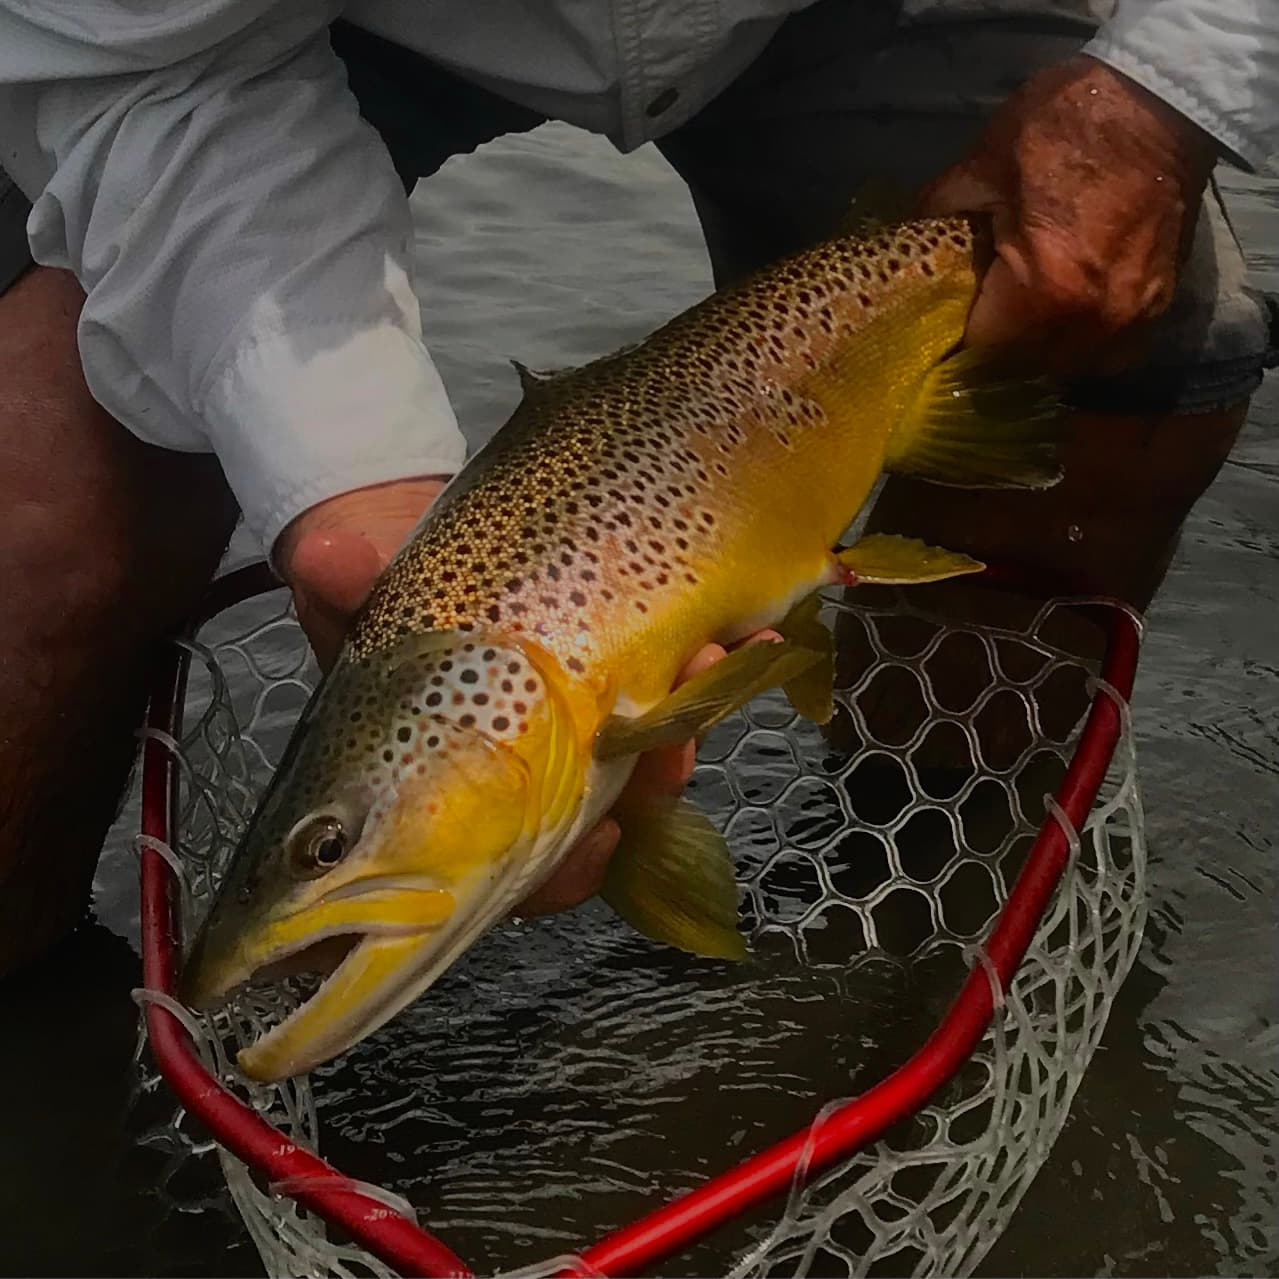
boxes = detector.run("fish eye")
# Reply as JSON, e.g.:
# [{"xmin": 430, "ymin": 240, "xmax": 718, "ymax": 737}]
[{"xmin": 289, "ymin": 815, "xmax": 349, "ymax": 878}]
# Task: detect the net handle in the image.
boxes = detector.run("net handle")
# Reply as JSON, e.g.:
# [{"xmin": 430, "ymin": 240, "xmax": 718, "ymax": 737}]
[{"xmin": 138, "ymin": 564, "xmax": 1140, "ymax": 1279}]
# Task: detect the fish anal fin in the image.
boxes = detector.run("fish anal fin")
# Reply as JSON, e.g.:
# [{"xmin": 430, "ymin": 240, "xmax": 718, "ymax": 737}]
[{"xmin": 838, "ymin": 533, "xmax": 984, "ymax": 585}]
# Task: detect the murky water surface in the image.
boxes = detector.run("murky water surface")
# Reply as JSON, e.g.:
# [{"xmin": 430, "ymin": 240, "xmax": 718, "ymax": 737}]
[{"xmin": 1, "ymin": 128, "xmax": 1275, "ymax": 1277}]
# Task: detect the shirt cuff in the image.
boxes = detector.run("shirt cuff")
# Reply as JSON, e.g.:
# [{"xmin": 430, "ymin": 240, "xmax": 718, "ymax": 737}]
[
  {"xmin": 1084, "ymin": 27, "xmax": 1269, "ymax": 173},
  {"xmin": 203, "ymin": 317, "xmax": 467, "ymax": 557}
]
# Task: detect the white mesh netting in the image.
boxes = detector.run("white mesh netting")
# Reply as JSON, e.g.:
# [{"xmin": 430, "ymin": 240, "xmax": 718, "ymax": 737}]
[{"xmin": 131, "ymin": 578, "xmax": 1147, "ymax": 1279}]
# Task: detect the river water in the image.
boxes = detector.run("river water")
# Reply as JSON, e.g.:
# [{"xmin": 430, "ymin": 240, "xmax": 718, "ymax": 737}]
[{"xmin": 0, "ymin": 126, "xmax": 1274, "ymax": 1277}]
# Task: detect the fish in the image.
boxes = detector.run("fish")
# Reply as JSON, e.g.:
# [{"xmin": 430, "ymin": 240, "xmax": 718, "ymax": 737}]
[{"xmin": 180, "ymin": 214, "xmax": 1060, "ymax": 1081}]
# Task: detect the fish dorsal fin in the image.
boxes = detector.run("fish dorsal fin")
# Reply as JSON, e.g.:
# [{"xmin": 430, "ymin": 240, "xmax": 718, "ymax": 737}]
[
  {"xmin": 602, "ymin": 796, "xmax": 747, "ymax": 960},
  {"xmin": 595, "ymin": 639, "xmax": 823, "ymax": 760},
  {"xmin": 838, "ymin": 533, "xmax": 984, "ymax": 584},
  {"xmin": 777, "ymin": 591, "xmax": 835, "ymax": 724},
  {"xmin": 884, "ymin": 346, "xmax": 1064, "ymax": 489},
  {"xmin": 510, "ymin": 359, "xmax": 574, "ymax": 399}
]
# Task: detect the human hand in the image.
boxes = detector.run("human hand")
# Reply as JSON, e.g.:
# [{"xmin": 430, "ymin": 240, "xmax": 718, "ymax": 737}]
[
  {"xmin": 275, "ymin": 477, "xmax": 451, "ymax": 671},
  {"xmin": 514, "ymin": 631, "xmax": 782, "ymax": 917},
  {"xmin": 920, "ymin": 54, "xmax": 1217, "ymax": 375},
  {"xmin": 274, "ymin": 480, "xmax": 777, "ymax": 917}
]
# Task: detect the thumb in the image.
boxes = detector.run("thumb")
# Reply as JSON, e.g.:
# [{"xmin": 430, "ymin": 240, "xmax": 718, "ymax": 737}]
[
  {"xmin": 917, "ymin": 163, "xmax": 1003, "ymax": 219},
  {"xmin": 917, "ymin": 164, "xmax": 1056, "ymax": 356},
  {"xmin": 918, "ymin": 162, "xmax": 1019, "ymax": 344},
  {"xmin": 281, "ymin": 528, "xmax": 386, "ymax": 671},
  {"xmin": 283, "ymin": 527, "xmax": 386, "ymax": 616}
]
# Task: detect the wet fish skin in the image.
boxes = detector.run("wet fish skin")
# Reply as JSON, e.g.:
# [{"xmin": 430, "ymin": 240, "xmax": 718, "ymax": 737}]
[{"xmin": 181, "ymin": 215, "xmax": 1058, "ymax": 1081}]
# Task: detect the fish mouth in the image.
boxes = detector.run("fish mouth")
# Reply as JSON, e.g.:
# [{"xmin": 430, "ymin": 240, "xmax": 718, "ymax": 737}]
[{"xmin": 180, "ymin": 876, "xmax": 458, "ymax": 1082}]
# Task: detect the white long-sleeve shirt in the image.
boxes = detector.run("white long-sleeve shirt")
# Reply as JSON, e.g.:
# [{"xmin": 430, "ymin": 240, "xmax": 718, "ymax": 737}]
[{"xmin": 1, "ymin": 1, "xmax": 1276, "ymax": 554}]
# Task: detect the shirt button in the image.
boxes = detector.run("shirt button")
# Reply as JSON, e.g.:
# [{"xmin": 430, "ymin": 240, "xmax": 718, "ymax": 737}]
[{"xmin": 645, "ymin": 87, "xmax": 680, "ymax": 118}]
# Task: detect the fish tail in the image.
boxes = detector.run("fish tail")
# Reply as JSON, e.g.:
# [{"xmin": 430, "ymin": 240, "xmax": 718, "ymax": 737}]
[{"xmin": 884, "ymin": 345, "xmax": 1063, "ymax": 490}]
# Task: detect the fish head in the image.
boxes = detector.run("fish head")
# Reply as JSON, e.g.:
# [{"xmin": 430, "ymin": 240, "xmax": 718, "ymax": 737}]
[{"xmin": 179, "ymin": 632, "xmax": 577, "ymax": 1081}]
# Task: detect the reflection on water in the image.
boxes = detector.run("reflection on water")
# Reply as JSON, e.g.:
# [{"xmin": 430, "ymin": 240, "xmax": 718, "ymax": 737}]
[{"xmin": 0, "ymin": 128, "xmax": 1274, "ymax": 1278}]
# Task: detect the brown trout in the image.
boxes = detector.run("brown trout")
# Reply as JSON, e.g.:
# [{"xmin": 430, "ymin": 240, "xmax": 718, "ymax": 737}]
[{"xmin": 182, "ymin": 215, "xmax": 1059, "ymax": 1081}]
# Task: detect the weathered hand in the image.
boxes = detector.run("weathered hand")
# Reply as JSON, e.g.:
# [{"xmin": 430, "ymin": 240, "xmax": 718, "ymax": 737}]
[
  {"xmin": 274, "ymin": 480, "xmax": 775, "ymax": 917},
  {"xmin": 920, "ymin": 54, "xmax": 1216, "ymax": 374}
]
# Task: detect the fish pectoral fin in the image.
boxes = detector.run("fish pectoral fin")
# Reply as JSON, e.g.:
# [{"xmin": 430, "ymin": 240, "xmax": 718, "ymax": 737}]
[
  {"xmin": 595, "ymin": 639, "xmax": 823, "ymax": 760},
  {"xmin": 777, "ymin": 591, "xmax": 835, "ymax": 725},
  {"xmin": 885, "ymin": 346, "xmax": 1064, "ymax": 490},
  {"xmin": 602, "ymin": 797, "xmax": 747, "ymax": 961},
  {"xmin": 838, "ymin": 533, "xmax": 985, "ymax": 584}
]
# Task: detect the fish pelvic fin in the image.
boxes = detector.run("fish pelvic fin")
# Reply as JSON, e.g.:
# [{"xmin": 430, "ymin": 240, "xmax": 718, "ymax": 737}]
[
  {"xmin": 594, "ymin": 638, "xmax": 823, "ymax": 760},
  {"xmin": 838, "ymin": 533, "xmax": 984, "ymax": 585},
  {"xmin": 885, "ymin": 346, "xmax": 1064, "ymax": 490},
  {"xmin": 777, "ymin": 591, "xmax": 835, "ymax": 725},
  {"xmin": 602, "ymin": 796, "xmax": 747, "ymax": 961}
]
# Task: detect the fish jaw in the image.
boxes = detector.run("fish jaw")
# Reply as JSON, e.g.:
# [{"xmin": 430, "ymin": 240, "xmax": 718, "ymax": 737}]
[
  {"xmin": 235, "ymin": 932, "xmax": 429, "ymax": 1080},
  {"xmin": 233, "ymin": 753, "xmax": 636, "ymax": 1083},
  {"xmin": 180, "ymin": 632, "xmax": 616, "ymax": 1082},
  {"xmin": 235, "ymin": 921, "xmax": 468, "ymax": 1082},
  {"xmin": 180, "ymin": 875, "xmax": 458, "ymax": 1013}
]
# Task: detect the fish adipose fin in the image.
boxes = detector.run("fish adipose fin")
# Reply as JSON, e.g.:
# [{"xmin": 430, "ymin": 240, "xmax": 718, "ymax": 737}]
[
  {"xmin": 595, "ymin": 639, "xmax": 823, "ymax": 760},
  {"xmin": 885, "ymin": 346, "xmax": 1063, "ymax": 489},
  {"xmin": 602, "ymin": 796, "xmax": 747, "ymax": 960},
  {"xmin": 838, "ymin": 534, "xmax": 984, "ymax": 585},
  {"xmin": 777, "ymin": 591, "xmax": 835, "ymax": 725}
]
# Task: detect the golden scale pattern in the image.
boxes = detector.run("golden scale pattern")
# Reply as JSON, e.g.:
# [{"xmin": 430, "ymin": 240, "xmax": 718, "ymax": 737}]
[
  {"xmin": 232, "ymin": 218, "xmax": 979, "ymax": 873},
  {"xmin": 353, "ymin": 219, "xmax": 980, "ymax": 677}
]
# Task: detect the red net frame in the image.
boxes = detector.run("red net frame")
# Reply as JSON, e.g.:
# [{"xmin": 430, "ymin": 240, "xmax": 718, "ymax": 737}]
[{"xmin": 137, "ymin": 563, "xmax": 1141, "ymax": 1278}]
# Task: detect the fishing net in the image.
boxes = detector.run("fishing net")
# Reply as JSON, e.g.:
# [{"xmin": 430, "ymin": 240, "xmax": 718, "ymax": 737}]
[{"xmin": 131, "ymin": 574, "xmax": 1146, "ymax": 1278}]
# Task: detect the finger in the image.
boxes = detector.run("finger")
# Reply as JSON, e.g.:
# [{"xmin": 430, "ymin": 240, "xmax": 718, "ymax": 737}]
[
  {"xmin": 917, "ymin": 164, "xmax": 1003, "ymax": 218},
  {"xmin": 674, "ymin": 641, "xmax": 726, "ymax": 686},
  {"xmin": 727, "ymin": 628, "xmax": 783, "ymax": 651},
  {"xmin": 292, "ymin": 594, "xmax": 347, "ymax": 673},
  {"xmin": 917, "ymin": 169, "xmax": 1056, "ymax": 359},
  {"xmin": 622, "ymin": 738, "xmax": 697, "ymax": 801},
  {"xmin": 513, "ymin": 818, "xmax": 621, "ymax": 917},
  {"xmin": 284, "ymin": 527, "xmax": 386, "ymax": 618},
  {"xmin": 283, "ymin": 528, "xmax": 388, "ymax": 671},
  {"xmin": 963, "ymin": 255, "xmax": 1053, "ymax": 350}
]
